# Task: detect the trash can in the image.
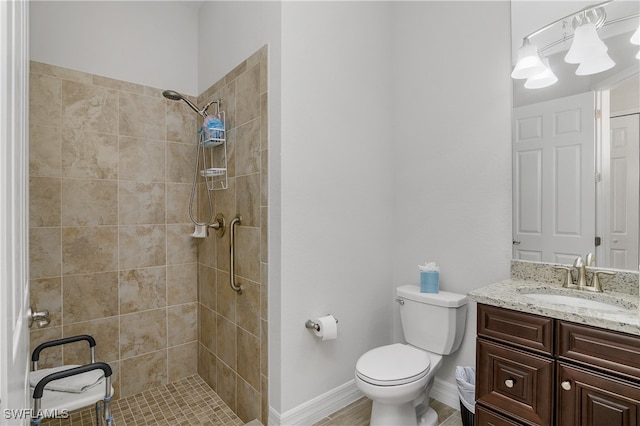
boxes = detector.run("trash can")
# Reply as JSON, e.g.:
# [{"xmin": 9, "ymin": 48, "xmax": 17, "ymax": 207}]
[{"xmin": 455, "ymin": 366, "xmax": 475, "ymax": 426}]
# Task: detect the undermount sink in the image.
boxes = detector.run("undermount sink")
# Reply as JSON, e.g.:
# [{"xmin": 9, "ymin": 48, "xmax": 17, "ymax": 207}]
[{"xmin": 523, "ymin": 293, "xmax": 628, "ymax": 313}]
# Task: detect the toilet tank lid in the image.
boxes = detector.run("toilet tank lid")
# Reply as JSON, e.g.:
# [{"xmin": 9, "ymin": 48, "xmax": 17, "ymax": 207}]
[{"xmin": 396, "ymin": 285, "xmax": 468, "ymax": 307}]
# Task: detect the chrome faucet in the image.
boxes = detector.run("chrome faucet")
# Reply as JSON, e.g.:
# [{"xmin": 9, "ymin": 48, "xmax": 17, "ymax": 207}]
[{"xmin": 572, "ymin": 256, "xmax": 588, "ymax": 289}]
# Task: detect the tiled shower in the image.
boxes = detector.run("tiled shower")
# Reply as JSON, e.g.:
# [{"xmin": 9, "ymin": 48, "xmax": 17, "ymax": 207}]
[{"xmin": 28, "ymin": 46, "xmax": 268, "ymax": 424}]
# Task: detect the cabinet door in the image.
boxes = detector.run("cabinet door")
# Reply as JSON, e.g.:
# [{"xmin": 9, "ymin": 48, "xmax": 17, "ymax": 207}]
[
  {"xmin": 558, "ymin": 363, "xmax": 640, "ymax": 426},
  {"xmin": 477, "ymin": 406, "xmax": 523, "ymax": 426},
  {"xmin": 477, "ymin": 339, "xmax": 554, "ymax": 425}
]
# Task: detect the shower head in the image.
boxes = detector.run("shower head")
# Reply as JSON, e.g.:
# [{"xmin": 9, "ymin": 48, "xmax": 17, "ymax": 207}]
[
  {"xmin": 162, "ymin": 90, "xmax": 206, "ymax": 117},
  {"xmin": 162, "ymin": 90, "xmax": 183, "ymax": 101}
]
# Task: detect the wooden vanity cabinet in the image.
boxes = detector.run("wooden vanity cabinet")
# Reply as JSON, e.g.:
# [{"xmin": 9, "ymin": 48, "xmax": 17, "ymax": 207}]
[{"xmin": 476, "ymin": 304, "xmax": 640, "ymax": 426}]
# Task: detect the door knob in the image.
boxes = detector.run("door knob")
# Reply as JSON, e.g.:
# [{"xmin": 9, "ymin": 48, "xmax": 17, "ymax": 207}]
[
  {"xmin": 505, "ymin": 379, "xmax": 515, "ymax": 388},
  {"xmin": 27, "ymin": 306, "xmax": 50, "ymax": 328},
  {"xmin": 561, "ymin": 380, "xmax": 572, "ymax": 391},
  {"xmin": 512, "ymin": 240, "xmax": 521, "ymax": 245}
]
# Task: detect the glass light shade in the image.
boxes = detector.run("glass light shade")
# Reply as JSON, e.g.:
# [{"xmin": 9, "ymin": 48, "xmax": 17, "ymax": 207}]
[
  {"xmin": 631, "ymin": 26, "xmax": 639, "ymax": 45},
  {"xmin": 575, "ymin": 50, "xmax": 615, "ymax": 75},
  {"xmin": 525, "ymin": 58, "xmax": 558, "ymax": 89},
  {"xmin": 511, "ymin": 41, "xmax": 546, "ymax": 79},
  {"xmin": 564, "ymin": 22, "xmax": 608, "ymax": 64}
]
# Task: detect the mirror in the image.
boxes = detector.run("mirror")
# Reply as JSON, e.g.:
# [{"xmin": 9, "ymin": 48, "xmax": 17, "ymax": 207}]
[{"xmin": 511, "ymin": 1, "xmax": 640, "ymax": 270}]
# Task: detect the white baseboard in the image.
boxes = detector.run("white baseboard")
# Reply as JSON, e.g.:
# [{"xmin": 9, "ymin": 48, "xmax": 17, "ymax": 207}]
[
  {"xmin": 430, "ymin": 377, "xmax": 460, "ymax": 411},
  {"xmin": 267, "ymin": 377, "xmax": 461, "ymax": 426},
  {"xmin": 268, "ymin": 380, "xmax": 363, "ymax": 426}
]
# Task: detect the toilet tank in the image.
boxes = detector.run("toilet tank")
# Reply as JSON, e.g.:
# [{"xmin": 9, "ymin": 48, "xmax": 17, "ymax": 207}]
[{"xmin": 396, "ymin": 285, "xmax": 468, "ymax": 355}]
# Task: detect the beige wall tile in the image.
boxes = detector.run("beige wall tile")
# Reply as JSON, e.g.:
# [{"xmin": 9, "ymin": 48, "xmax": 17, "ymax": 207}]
[
  {"xmin": 29, "ymin": 227, "xmax": 61, "ymax": 279},
  {"xmin": 119, "ymin": 267, "xmax": 167, "ymax": 314},
  {"xmin": 166, "ymin": 142, "xmax": 195, "ymax": 184},
  {"xmin": 260, "ymin": 149, "xmax": 268, "ymax": 206},
  {"xmin": 63, "ymin": 317, "xmax": 120, "ymax": 363},
  {"xmin": 118, "ymin": 136, "xmax": 165, "ymax": 182},
  {"xmin": 260, "ymin": 319, "xmax": 268, "ymax": 376},
  {"xmin": 167, "ymin": 263, "xmax": 197, "ymax": 306},
  {"xmin": 237, "ymin": 377, "xmax": 261, "ymax": 424},
  {"xmin": 167, "ymin": 101, "xmax": 198, "ymax": 144},
  {"xmin": 168, "ymin": 341, "xmax": 198, "ymax": 382},
  {"xmin": 199, "ymin": 304, "xmax": 216, "ymax": 353},
  {"xmin": 235, "ymin": 119, "xmax": 261, "ymax": 176},
  {"xmin": 168, "ymin": 303, "xmax": 197, "ymax": 346},
  {"xmin": 30, "ymin": 326, "xmax": 63, "ymax": 369},
  {"xmin": 29, "ymin": 62, "xmax": 200, "ymax": 403},
  {"xmin": 236, "ymin": 65, "xmax": 261, "ymax": 126},
  {"xmin": 30, "ymin": 73, "xmax": 61, "ymax": 127},
  {"xmin": 119, "ymin": 92, "xmax": 166, "ymax": 140},
  {"xmin": 236, "ymin": 173, "xmax": 260, "ymax": 227},
  {"xmin": 92, "ymin": 75, "xmax": 144, "ymax": 94},
  {"xmin": 120, "ymin": 309, "xmax": 167, "ymax": 359},
  {"xmin": 166, "ymin": 224, "xmax": 197, "ymax": 265},
  {"xmin": 118, "ymin": 225, "xmax": 166, "ymax": 269},
  {"xmin": 118, "ymin": 181, "xmax": 166, "ymax": 225},
  {"xmin": 62, "ymin": 226, "xmax": 118, "ymax": 275},
  {"xmin": 216, "ymin": 315, "xmax": 236, "ymax": 369},
  {"xmin": 236, "ymin": 280, "xmax": 260, "ymax": 337},
  {"xmin": 119, "ymin": 350, "xmax": 167, "ymax": 397},
  {"xmin": 29, "ymin": 177, "xmax": 61, "ymax": 227},
  {"xmin": 261, "ymin": 207, "xmax": 268, "ymax": 263},
  {"xmin": 165, "ymin": 183, "xmax": 191, "ymax": 224},
  {"xmin": 237, "ymin": 327, "xmax": 260, "ymax": 390},
  {"xmin": 61, "ymin": 179, "xmax": 118, "ymax": 226},
  {"xmin": 198, "ymin": 343, "xmax": 217, "ymax": 390},
  {"xmin": 216, "ymin": 361, "xmax": 237, "ymax": 412},
  {"xmin": 198, "ymin": 231, "xmax": 216, "ymax": 269},
  {"xmin": 62, "ymin": 80, "xmax": 118, "ymax": 134},
  {"xmin": 30, "ymin": 124, "xmax": 62, "ymax": 177},
  {"xmin": 63, "ymin": 272, "xmax": 119, "ymax": 323},
  {"xmin": 215, "ymin": 270, "xmax": 235, "ymax": 322},
  {"xmin": 61, "ymin": 130, "xmax": 118, "ymax": 179},
  {"xmin": 30, "ymin": 277, "xmax": 62, "ymax": 327},
  {"xmin": 235, "ymin": 226, "xmax": 261, "ymax": 283},
  {"xmin": 30, "ymin": 61, "xmax": 92, "ymax": 84},
  {"xmin": 198, "ymin": 264, "xmax": 216, "ymax": 310}
]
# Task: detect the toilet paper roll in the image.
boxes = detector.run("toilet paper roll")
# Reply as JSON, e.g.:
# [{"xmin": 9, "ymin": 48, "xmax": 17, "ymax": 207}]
[{"xmin": 313, "ymin": 315, "xmax": 338, "ymax": 341}]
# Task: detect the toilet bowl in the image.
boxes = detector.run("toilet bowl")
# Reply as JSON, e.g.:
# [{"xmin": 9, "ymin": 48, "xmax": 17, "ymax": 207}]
[
  {"xmin": 354, "ymin": 285, "xmax": 467, "ymax": 426},
  {"xmin": 355, "ymin": 343, "xmax": 443, "ymax": 426}
]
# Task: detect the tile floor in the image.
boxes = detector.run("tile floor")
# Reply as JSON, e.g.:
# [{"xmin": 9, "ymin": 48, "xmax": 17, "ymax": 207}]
[
  {"xmin": 313, "ymin": 397, "xmax": 463, "ymax": 426},
  {"xmin": 39, "ymin": 374, "xmax": 463, "ymax": 426},
  {"xmin": 40, "ymin": 375, "xmax": 243, "ymax": 426}
]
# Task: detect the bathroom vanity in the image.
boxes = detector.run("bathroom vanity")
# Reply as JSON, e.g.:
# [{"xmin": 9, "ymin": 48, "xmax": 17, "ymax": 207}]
[{"xmin": 469, "ymin": 265, "xmax": 640, "ymax": 426}]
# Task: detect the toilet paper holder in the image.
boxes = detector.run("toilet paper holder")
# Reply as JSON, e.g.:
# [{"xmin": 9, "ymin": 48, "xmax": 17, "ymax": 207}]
[{"xmin": 305, "ymin": 316, "xmax": 338, "ymax": 331}]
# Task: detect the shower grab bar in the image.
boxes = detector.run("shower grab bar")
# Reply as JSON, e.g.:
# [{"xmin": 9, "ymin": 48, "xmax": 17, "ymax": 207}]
[{"xmin": 230, "ymin": 215, "xmax": 242, "ymax": 293}]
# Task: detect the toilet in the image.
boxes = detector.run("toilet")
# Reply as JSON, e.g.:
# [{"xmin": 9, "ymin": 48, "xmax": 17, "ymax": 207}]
[{"xmin": 355, "ymin": 284, "xmax": 468, "ymax": 426}]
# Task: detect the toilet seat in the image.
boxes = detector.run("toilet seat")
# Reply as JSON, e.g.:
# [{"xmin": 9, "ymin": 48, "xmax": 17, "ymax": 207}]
[{"xmin": 356, "ymin": 343, "xmax": 430, "ymax": 386}]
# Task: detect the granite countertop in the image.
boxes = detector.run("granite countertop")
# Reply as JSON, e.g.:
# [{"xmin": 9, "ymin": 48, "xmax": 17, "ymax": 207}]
[{"xmin": 468, "ymin": 279, "xmax": 640, "ymax": 336}]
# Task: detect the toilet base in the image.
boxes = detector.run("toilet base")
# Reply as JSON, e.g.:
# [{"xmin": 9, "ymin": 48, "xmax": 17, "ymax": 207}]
[
  {"xmin": 418, "ymin": 407, "xmax": 438, "ymax": 426},
  {"xmin": 370, "ymin": 401, "xmax": 418, "ymax": 426}
]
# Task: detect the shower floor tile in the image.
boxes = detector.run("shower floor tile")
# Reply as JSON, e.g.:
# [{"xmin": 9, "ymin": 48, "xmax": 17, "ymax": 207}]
[{"xmin": 41, "ymin": 375, "xmax": 244, "ymax": 426}]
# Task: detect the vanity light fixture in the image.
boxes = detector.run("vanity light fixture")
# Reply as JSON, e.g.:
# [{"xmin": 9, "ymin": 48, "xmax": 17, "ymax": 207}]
[
  {"xmin": 575, "ymin": 50, "xmax": 616, "ymax": 75},
  {"xmin": 511, "ymin": 39, "xmax": 546, "ymax": 79},
  {"xmin": 631, "ymin": 24, "xmax": 640, "ymax": 59},
  {"xmin": 564, "ymin": 21, "xmax": 608, "ymax": 64},
  {"xmin": 525, "ymin": 57, "xmax": 558, "ymax": 89},
  {"xmin": 512, "ymin": 0, "xmax": 640, "ymax": 88}
]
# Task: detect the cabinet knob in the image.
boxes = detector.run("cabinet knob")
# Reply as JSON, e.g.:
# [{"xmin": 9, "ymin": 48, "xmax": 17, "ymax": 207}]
[
  {"xmin": 505, "ymin": 379, "xmax": 514, "ymax": 388},
  {"xmin": 561, "ymin": 380, "xmax": 572, "ymax": 391}
]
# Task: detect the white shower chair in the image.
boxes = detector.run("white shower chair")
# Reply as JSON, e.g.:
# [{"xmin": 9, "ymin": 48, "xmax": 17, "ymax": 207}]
[{"xmin": 29, "ymin": 335, "xmax": 114, "ymax": 426}]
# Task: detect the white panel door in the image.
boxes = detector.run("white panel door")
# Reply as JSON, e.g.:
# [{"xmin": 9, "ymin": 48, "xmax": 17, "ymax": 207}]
[
  {"xmin": 513, "ymin": 92, "xmax": 596, "ymax": 264},
  {"xmin": 608, "ymin": 114, "xmax": 639, "ymax": 270},
  {"xmin": 0, "ymin": 1, "xmax": 30, "ymax": 424}
]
